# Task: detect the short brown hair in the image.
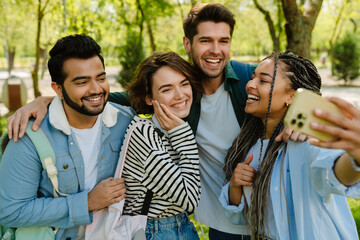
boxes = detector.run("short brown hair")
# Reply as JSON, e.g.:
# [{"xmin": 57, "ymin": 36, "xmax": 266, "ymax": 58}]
[
  {"xmin": 127, "ymin": 52, "xmax": 202, "ymax": 114},
  {"xmin": 183, "ymin": 3, "xmax": 236, "ymax": 43}
]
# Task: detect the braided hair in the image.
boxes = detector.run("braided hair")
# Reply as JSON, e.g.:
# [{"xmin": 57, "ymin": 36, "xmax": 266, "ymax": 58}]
[{"xmin": 223, "ymin": 51, "xmax": 322, "ymax": 239}]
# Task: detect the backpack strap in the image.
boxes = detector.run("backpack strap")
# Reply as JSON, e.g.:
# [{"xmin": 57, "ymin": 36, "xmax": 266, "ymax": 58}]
[
  {"xmin": 114, "ymin": 119, "xmax": 154, "ymax": 216},
  {"xmin": 25, "ymin": 121, "xmax": 67, "ymax": 197}
]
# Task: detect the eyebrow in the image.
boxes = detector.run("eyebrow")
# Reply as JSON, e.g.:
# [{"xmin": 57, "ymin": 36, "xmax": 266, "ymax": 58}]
[
  {"xmin": 158, "ymin": 78, "xmax": 188, "ymax": 91},
  {"xmin": 260, "ymin": 72, "xmax": 273, "ymax": 78},
  {"xmin": 198, "ymin": 36, "xmax": 231, "ymax": 40},
  {"xmin": 71, "ymin": 71, "xmax": 106, "ymax": 82}
]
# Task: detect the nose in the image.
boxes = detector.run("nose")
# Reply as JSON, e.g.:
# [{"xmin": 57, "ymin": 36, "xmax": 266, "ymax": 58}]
[
  {"xmin": 209, "ymin": 42, "xmax": 221, "ymax": 55},
  {"xmin": 174, "ymin": 87, "xmax": 184, "ymax": 99},
  {"xmin": 246, "ymin": 78, "xmax": 256, "ymax": 92},
  {"xmin": 88, "ymin": 79, "xmax": 103, "ymax": 94}
]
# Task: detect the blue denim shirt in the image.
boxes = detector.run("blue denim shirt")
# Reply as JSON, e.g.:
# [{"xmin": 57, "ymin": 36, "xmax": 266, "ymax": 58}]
[
  {"xmin": 0, "ymin": 96, "xmax": 135, "ymax": 240},
  {"xmin": 219, "ymin": 141, "xmax": 360, "ymax": 239}
]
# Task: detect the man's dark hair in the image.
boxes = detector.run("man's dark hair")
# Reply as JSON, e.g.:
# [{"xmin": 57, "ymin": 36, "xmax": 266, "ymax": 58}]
[
  {"xmin": 183, "ymin": 3, "xmax": 236, "ymax": 43},
  {"xmin": 47, "ymin": 34, "xmax": 104, "ymax": 85}
]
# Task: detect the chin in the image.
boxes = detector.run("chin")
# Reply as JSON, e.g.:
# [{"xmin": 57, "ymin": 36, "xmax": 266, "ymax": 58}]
[{"xmin": 173, "ymin": 110, "xmax": 190, "ymax": 119}]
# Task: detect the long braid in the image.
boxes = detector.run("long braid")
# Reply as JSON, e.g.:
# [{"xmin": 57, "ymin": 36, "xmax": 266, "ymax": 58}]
[
  {"xmin": 224, "ymin": 51, "xmax": 323, "ymax": 239},
  {"xmin": 250, "ymin": 55, "xmax": 279, "ymax": 239}
]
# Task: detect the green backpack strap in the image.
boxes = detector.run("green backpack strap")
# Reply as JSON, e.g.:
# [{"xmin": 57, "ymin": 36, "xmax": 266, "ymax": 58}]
[{"xmin": 25, "ymin": 121, "xmax": 67, "ymax": 197}]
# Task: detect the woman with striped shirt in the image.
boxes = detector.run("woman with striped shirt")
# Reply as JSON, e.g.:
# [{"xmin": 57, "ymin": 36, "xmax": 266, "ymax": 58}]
[{"xmin": 123, "ymin": 52, "xmax": 202, "ymax": 240}]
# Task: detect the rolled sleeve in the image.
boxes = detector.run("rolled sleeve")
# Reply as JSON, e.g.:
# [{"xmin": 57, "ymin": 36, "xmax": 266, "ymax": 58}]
[
  {"xmin": 219, "ymin": 183, "xmax": 246, "ymax": 225},
  {"xmin": 67, "ymin": 191, "xmax": 91, "ymax": 226},
  {"xmin": 309, "ymin": 147, "xmax": 360, "ymax": 199}
]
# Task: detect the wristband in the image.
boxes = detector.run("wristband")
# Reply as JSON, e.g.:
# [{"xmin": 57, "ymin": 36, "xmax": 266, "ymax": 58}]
[{"xmin": 349, "ymin": 155, "xmax": 360, "ymax": 172}]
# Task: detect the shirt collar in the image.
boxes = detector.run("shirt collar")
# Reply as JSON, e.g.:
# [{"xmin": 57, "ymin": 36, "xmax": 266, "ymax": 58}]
[
  {"xmin": 49, "ymin": 95, "xmax": 119, "ymax": 135},
  {"xmin": 224, "ymin": 61, "xmax": 240, "ymax": 91}
]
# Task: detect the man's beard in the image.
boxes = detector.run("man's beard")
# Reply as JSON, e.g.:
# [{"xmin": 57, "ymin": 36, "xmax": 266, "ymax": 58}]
[
  {"xmin": 190, "ymin": 52, "xmax": 224, "ymax": 80},
  {"xmin": 62, "ymin": 86, "xmax": 108, "ymax": 116}
]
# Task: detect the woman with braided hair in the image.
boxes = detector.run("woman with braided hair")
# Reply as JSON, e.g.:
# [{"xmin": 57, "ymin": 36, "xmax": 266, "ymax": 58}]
[{"xmin": 219, "ymin": 51, "xmax": 360, "ymax": 239}]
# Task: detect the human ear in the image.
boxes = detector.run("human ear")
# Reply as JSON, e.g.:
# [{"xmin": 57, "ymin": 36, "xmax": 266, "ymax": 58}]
[
  {"xmin": 183, "ymin": 37, "xmax": 191, "ymax": 53},
  {"xmin": 286, "ymin": 89, "xmax": 296, "ymax": 105},
  {"xmin": 51, "ymin": 82, "xmax": 63, "ymax": 99},
  {"xmin": 145, "ymin": 95, "xmax": 153, "ymax": 106}
]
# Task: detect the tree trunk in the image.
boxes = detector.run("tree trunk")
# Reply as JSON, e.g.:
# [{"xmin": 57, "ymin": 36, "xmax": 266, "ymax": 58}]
[
  {"xmin": 329, "ymin": 0, "xmax": 349, "ymax": 53},
  {"xmin": 6, "ymin": 45, "xmax": 15, "ymax": 75},
  {"xmin": 40, "ymin": 44, "xmax": 48, "ymax": 80},
  {"xmin": 32, "ymin": 1, "xmax": 42, "ymax": 97},
  {"xmin": 350, "ymin": 18, "xmax": 357, "ymax": 32},
  {"xmin": 62, "ymin": 0, "xmax": 67, "ymax": 32},
  {"xmin": 147, "ymin": 22, "xmax": 156, "ymax": 52},
  {"xmin": 281, "ymin": 0, "xmax": 323, "ymax": 58},
  {"xmin": 253, "ymin": 0, "xmax": 281, "ymax": 52},
  {"xmin": 32, "ymin": 0, "xmax": 49, "ymax": 97}
]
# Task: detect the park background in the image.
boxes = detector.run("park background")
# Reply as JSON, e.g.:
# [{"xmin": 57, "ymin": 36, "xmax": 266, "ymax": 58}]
[{"xmin": 0, "ymin": 0, "xmax": 359, "ymax": 239}]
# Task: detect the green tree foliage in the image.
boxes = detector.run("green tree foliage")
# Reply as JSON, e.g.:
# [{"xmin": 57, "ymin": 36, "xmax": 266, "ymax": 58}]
[
  {"xmin": 117, "ymin": 27, "xmax": 145, "ymax": 87},
  {"xmin": 115, "ymin": 0, "xmax": 175, "ymax": 86},
  {"xmin": 331, "ymin": 32, "xmax": 360, "ymax": 85},
  {"xmin": 0, "ymin": 0, "xmax": 34, "ymax": 72}
]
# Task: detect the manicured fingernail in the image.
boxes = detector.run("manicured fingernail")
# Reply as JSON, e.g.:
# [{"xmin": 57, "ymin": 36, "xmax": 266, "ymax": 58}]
[
  {"xmin": 33, "ymin": 125, "xmax": 38, "ymax": 131},
  {"xmin": 314, "ymin": 109, "xmax": 323, "ymax": 115},
  {"xmin": 310, "ymin": 122, "xmax": 319, "ymax": 129}
]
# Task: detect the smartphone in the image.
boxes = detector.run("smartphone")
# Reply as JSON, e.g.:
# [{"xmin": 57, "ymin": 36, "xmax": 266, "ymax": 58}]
[{"xmin": 283, "ymin": 88, "xmax": 342, "ymax": 142}]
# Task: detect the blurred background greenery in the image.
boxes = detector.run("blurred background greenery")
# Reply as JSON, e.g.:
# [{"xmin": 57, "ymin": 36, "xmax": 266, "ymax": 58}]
[{"xmin": 0, "ymin": 0, "xmax": 359, "ymax": 238}]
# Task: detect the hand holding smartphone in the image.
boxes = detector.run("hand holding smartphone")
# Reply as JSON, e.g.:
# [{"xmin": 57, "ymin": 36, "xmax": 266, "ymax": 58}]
[{"xmin": 284, "ymin": 88, "xmax": 343, "ymax": 142}]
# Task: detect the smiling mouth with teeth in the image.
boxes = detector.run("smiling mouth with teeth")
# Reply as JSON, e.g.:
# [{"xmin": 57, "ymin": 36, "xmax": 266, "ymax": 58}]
[
  {"xmin": 205, "ymin": 59, "xmax": 220, "ymax": 63},
  {"xmin": 248, "ymin": 94, "xmax": 260, "ymax": 101},
  {"xmin": 82, "ymin": 93, "xmax": 105, "ymax": 102},
  {"xmin": 172, "ymin": 101, "xmax": 187, "ymax": 108}
]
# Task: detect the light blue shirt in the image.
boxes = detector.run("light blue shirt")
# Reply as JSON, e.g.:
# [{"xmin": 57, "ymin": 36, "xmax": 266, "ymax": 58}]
[
  {"xmin": 0, "ymin": 97, "xmax": 135, "ymax": 240},
  {"xmin": 219, "ymin": 141, "xmax": 360, "ymax": 240}
]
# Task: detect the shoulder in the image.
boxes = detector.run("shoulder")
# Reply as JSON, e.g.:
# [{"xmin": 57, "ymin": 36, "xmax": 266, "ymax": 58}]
[
  {"xmin": 1, "ymin": 133, "xmax": 40, "ymax": 168},
  {"xmin": 287, "ymin": 141, "xmax": 344, "ymax": 160},
  {"xmin": 128, "ymin": 116, "xmax": 163, "ymax": 143},
  {"xmin": 229, "ymin": 60, "xmax": 257, "ymax": 74},
  {"xmin": 109, "ymin": 102, "xmax": 136, "ymax": 118}
]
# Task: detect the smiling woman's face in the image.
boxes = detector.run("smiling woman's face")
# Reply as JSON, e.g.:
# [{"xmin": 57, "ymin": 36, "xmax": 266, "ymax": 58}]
[
  {"xmin": 245, "ymin": 58, "xmax": 295, "ymax": 122},
  {"xmin": 145, "ymin": 66, "xmax": 193, "ymax": 119}
]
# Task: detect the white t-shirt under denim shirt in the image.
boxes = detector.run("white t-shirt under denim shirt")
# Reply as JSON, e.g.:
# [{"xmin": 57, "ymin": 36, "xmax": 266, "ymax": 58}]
[
  {"xmin": 193, "ymin": 83, "xmax": 250, "ymax": 235},
  {"xmin": 71, "ymin": 115, "xmax": 102, "ymax": 240}
]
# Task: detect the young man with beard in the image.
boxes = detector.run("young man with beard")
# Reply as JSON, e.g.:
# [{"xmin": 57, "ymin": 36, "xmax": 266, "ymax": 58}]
[
  {"xmin": 0, "ymin": 34, "xmax": 135, "ymax": 239},
  {"xmin": 181, "ymin": 4, "xmax": 254, "ymax": 239}
]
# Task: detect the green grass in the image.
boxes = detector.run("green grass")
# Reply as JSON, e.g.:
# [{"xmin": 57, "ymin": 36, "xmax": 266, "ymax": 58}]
[
  {"xmin": 190, "ymin": 214, "xmax": 209, "ymax": 240},
  {"xmin": 190, "ymin": 200, "xmax": 360, "ymax": 239},
  {"xmin": 0, "ymin": 117, "xmax": 6, "ymax": 136},
  {"xmin": 349, "ymin": 198, "xmax": 360, "ymax": 235}
]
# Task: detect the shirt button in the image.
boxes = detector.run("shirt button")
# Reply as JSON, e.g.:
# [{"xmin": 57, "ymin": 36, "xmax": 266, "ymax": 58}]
[
  {"xmin": 70, "ymin": 142, "xmax": 73, "ymax": 145},
  {"xmin": 274, "ymin": 186, "xmax": 279, "ymax": 191},
  {"xmin": 63, "ymin": 164, "xmax": 68, "ymax": 169}
]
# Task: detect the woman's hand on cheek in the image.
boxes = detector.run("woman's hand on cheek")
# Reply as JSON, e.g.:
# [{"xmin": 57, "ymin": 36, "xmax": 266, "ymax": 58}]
[{"xmin": 153, "ymin": 100, "xmax": 185, "ymax": 131}]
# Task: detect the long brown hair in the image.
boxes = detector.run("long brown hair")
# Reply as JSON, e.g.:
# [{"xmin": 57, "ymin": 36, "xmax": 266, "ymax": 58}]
[
  {"xmin": 127, "ymin": 51, "xmax": 202, "ymax": 114},
  {"xmin": 224, "ymin": 51, "xmax": 322, "ymax": 238}
]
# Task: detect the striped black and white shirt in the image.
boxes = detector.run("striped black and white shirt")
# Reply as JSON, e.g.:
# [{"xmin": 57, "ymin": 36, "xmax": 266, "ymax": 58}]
[{"xmin": 122, "ymin": 115, "xmax": 201, "ymax": 219}]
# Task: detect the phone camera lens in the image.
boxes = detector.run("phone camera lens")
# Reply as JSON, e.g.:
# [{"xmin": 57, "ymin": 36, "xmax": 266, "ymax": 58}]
[
  {"xmin": 298, "ymin": 122, "xmax": 304, "ymax": 128},
  {"xmin": 297, "ymin": 113, "xmax": 303, "ymax": 119},
  {"xmin": 291, "ymin": 119, "xmax": 296, "ymax": 125}
]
